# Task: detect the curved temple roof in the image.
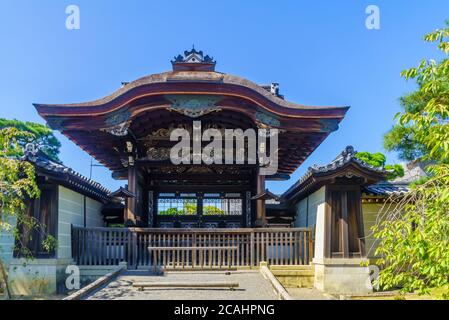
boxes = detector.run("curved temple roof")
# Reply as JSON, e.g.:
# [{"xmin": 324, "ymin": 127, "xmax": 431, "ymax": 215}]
[
  {"xmin": 33, "ymin": 49, "xmax": 350, "ymax": 176},
  {"xmin": 34, "ymin": 72, "xmax": 348, "ymax": 120}
]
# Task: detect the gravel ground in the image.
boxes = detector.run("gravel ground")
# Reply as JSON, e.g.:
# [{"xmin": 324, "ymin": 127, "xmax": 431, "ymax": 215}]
[{"xmin": 85, "ymin": 270, "xmax": 279, "ymax": 300}]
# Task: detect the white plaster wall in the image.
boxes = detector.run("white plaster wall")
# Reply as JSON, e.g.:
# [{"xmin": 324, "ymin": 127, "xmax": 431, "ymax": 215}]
[
  {"xmin": 362, "ymin": 202, "xmax": 383, "ymax": 259},
  {"xmin": 86, "ymin": 197, "xmax": 104, "ymax": 228},
  {"xmin": 293, "ymin": 187, "xmax": 325, "ymax": 228},
  {"xmin": 306, "ymin": 187, "xmax": 325, "ymax": 227},
  {"xmin": 0, "ymin": 215, "xmax": 17, "ymax": 265},
  {"xmin": 294, "ymin": 198, "xmax": 308, "ymax": 227},
  {"xmin": 57, "ymin": 186, "xmax": 104, "ymax": 259},
  {"xmin": 313, "ymin": 203, "xmax": 326, "ymax": 260}
]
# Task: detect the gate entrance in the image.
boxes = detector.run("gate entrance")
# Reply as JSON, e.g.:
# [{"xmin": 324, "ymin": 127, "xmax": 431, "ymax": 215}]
[{"xmin": 156, "ymin": 192, "xmax": 245, "ymax": 228}]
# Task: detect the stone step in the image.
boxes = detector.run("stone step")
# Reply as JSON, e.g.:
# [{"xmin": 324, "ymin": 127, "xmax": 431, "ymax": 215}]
[
  {"xmin": 271, "ymin": 270, "xmax": 315, "ymax": 277},
  {"xmin": 269, "ymin": 265, "xmax": 315, "ymax": 288},
  {"xmin": 269, "ymin": 265, "xmax": 313, "ymax": 271}
]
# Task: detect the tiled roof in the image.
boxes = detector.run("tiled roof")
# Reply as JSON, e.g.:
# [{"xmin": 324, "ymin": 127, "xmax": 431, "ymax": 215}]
[
  {"xmin": 283, "ymin": 146, "xmax": 386, "ymax": 199},
  {"xmin": 110, "ymin": 187, "xmax": 136, "ymax": 198},
  {"xmin": 22, "ymin": 144, "xmax": 111, "ymax": 202},
  {"xmin": 34, "ymin": 71, "xmax": 348, "ymax": 113},
  {"xmin": 363, "ymin": 182, "xmax": 410, "ymax": 197},
  {"xmin": 251, "ymin": 189, "xmax": 281, "ymax": 201},
  {"xmin": 363, "ymin": 160, "xmax": 429, "ymax": 197}
]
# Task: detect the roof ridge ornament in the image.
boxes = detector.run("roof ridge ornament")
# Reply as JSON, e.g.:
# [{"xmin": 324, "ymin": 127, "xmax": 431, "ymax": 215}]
[
  {"xmin": 342, "ymin": 145, "xmax": 355, "ymax": 156},
  {"xmin": 171, "ymin": 47, "xmax": 216, "ymax": 71},
  {"xmin": 24, "ymin": 143, "xmax": 38, "ymax": 157},
  {"xmin": 331, "ymin": 145, "xmax": 356, "ymax": 164}
]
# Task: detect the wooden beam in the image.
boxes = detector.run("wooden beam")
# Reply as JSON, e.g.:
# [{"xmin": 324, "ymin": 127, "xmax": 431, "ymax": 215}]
[
  {"xmin": 132, "ymin": 282, "xmax": 239, "ymax": 290},
  {"xmin": 126, "ymin": 166, "xmax": 137, "ymax": 225},
  {"xmin": 341, "ymin": 191, "xmax": 349, "ymax": 258}
]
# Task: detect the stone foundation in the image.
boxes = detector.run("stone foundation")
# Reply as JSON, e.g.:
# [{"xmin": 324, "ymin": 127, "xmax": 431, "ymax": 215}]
[
  {"xmin": 7, "ymin": 259, "xmax": 125, "ymax": 296},
  {"xmin": 269, "ymin": 265, "xmax": 314, "ymax": 288},
  {"xmin": 313, "ymin": 258, "xmax": 373, "ymax": 295},
  {"xmin": 7, "ymin": 258, "xmax": 73, "ymax": 296}
]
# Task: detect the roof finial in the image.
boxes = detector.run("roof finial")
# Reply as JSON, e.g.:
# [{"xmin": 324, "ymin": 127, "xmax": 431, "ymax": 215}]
[
  {"xmin": 171, "ymin": 47, "xmax": 216, "ymax": 71},
  {"xmin": 24, "ymin": 143, "xmax": 37, "ymax": 155}
]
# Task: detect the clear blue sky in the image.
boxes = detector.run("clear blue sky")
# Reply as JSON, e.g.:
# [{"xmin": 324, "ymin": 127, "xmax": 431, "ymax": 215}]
[{"xmin": 1, "ymin": 0, "xmax": 448, "ymax": 193}]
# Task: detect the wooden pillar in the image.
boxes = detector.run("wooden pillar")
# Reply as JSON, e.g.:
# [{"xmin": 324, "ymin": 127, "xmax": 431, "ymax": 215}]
[
  {"xmin": 245, "ymin": 191, "xmax": 252, "ymax": 227},
  {"xmin": 255, "ymin": 173, "xmax": 266, "ymax": 227},
  {"xmin": 148, "ymin": 190, "xmax": 154, "ymax": 228},
  {"xmin": 326, "ymin": 185, "xmax": 365, "ymax": 258},
  {"xmin": 341, "ymin": 191, "xmax": 349, "ymax": 258},
  {"xmin": 126, "ymin": 165, "xmax": 137, "ymax": 226}
]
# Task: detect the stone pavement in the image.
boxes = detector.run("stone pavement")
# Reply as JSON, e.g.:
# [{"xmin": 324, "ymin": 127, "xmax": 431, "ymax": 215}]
[{"xmin": 85, "ymin": 270, "xmax": 279, "ymax": 300}]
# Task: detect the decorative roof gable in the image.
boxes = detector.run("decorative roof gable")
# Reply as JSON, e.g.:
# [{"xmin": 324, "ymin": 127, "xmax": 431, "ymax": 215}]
[
  {"xmin": 171, "ymin": 47, "xmax": 216, "ymax": 71},
  {"xmin": 251, "ymin": 189, "xmax": 282, "ymax": 202},
  {"xmin": 110, "ymin": 186, "xmax": 136, "ymax": 199}
]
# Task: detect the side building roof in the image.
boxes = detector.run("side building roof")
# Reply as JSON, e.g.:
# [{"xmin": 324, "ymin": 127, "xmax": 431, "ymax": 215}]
[
  {"xmin": 361, "ymin": 159, "xmax": 430, "ymax": 198},
  {"xmin": 283, "ymin": 146, "xmax": 388, "ymax": 202},
  {"xmin": 362, "ymin": 182, "xmax": 410, "ymax": 197},
  {"xmin": 22, "ymin": 144, "xmax": 112, "ymax": 203}
]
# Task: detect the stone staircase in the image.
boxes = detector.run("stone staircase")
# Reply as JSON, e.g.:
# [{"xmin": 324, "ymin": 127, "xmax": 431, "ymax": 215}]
[{"xmin": 269, "ymin": 265, "xmax": 315, "ymax": 288}]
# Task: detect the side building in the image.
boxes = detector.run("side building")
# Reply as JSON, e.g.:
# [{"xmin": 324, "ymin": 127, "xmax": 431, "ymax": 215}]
[
  {"xmin": 268, "ymin": 146, "xmax": 414, "ymax": 293},
  {"xmin": 1, "ymin": 145, "xmax": 113, "ymax": 295},
  {"xmin": 272, "ymin": 146, "xmax": 413, "ymax": 257}
]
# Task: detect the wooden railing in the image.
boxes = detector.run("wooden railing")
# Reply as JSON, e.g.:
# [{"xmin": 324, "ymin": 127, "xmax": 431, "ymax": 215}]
[{"xmin": 71, "ymin": 226, "xmax": 314, "ymax": 269}]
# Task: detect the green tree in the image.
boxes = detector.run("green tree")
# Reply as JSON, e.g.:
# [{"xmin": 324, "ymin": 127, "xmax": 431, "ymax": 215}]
[
  {"xmin": 184, "ymin": 203, "xmax": 197, "ymax": 215},
  {"xmin": 383, "ymin": 97, "xmax": 430, "ymax": 162},
  {"xmin": 0, "ymin": 126, "xmax": 57, "ymax": 299},
  {"xmin": 158, "ymin": 203, "xmax": 198, "ymax": 216},
  {"xmin": 373, "ymin": 21, "xmax": 449, "ymax": 298},
  {"xmin": 203, "ymin": 206, "xmax": 225, "ymax": 215},
  {"xmin": 0, "ymin": 118, "xmax": 61, "ymax": 162},
  {"xmin": 355, "ymin": 151, "xmax": 404, "ymax": 180},
  {"xmin": 383, "ymin": 20, "xmax": 449, "ymax": 164},
  {"xmin": 158, "ymin": 208, "xmax": 180, "ymax": 216}
]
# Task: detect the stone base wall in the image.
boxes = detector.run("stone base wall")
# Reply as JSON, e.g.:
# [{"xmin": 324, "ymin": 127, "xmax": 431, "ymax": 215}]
[
  {"xmin": 7, "ymin": 259, "xmax": 73, "ymax": 296},
  {"xmin": 7, "ymin": 259, "xmax": 125, "ymax": 297},
  {"xmin": 269, "ymin": 265, "xmax": 314, "ymax": 288},
  {"xmin": 313, "ymin": 258, "xmax": 373, "ymax": 295}
]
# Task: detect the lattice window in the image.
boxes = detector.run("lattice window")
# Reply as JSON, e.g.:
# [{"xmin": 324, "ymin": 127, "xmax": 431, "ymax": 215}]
[
  {"xmin": 157, "ymin": 198, "xmax": 197, "ymax": 216},
  {"xmin": 203, "ymin": 198, "xmax": 243, "ymax": 216}
]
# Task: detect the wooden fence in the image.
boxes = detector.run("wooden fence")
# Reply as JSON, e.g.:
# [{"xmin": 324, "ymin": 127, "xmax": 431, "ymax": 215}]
[{"xmin": 71, "ymin": 226, "xmax": 314, "ymax": 269}]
